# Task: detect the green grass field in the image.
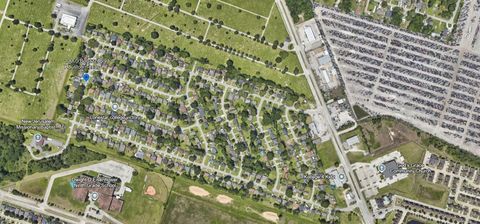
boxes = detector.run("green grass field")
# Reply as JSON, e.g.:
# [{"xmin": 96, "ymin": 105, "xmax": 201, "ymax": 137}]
[
  {"xmin": 163, "ymin": 177, "xmax": 319, "ymax": 224},
  {"xmin": 88, "ymin": 3, "xmax": 313, "ymax": 100},
  {"xmin": 68, "ymin": 0, "xmax": 90, "ymax": 6},
  {"xmin": 338, "ymin": 209, "xmax": 362, "ymax": 223},
  {"xmin": 49, "ymin": 173, "xmax": 91, "ymax": 213},
  {"xmin": 123, "ymin": 0, "xmax": 209, "ymax": 37},
  {"xmin": 263, "ymin": 5, "xmax": 289, "ymax": 43},
  {"xmin": 96, "ymin": 0, "xmax": 122, "ymax": 8},
  {"xmin": 0, "ymin": 0, "xmax": 7, "ymax": 10},
  {"xmin": 348, "ymin": 142, "xmax": 426, "ymax": 164},
  {"xmin": 378, "ymin": 175, "xmax": 449, "ymax": 208},
  {"xmin": 14, "ymin": 29, "xmax": 52, "ymax": 90},
  {"xmin": 7, "ymin": 0, "xmax": 55, "ymax": 28},
  {"xmin": 206, "ymin": 26, "xmax": 301, "ymax": 71},
  {"xmin": 113, "ymin": 170, "xmax": 173, "ymax": 223},
  {"xmin": 17, "ymin": 176, "xmax": 49, "ymax": 199},
  {"xmin": 197, "ymin": 0, "xmax": 267, "ymax": 34},
  {"xmin": 0, "ymin": 33, "xmax": 79, "ymax": 123},
  {"xmin": 0, "ymin": 21, "xmax": 27, "ymax": 84},
  {"xmin": 316, "ymin": 140, "xmax": 340, "ymax": 169},
  {"xmin": 221, "ymin": 0, "xmax": 274, "ymax": 17}
]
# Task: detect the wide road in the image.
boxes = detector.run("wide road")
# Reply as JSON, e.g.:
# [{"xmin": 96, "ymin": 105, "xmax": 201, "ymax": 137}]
[{"xmin": 275, "ymin": 0, "xmax": 374, "ymax": 223}]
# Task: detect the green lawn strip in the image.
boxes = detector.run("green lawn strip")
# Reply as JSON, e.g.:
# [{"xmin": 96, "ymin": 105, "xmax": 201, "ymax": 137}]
[
  {"xmin": 67, "ymin": 0, "xmax": 89, "ymax": 6},
  {"xmin": 263, "ymin": 4, "xmax": 289, "ymax": 43},
  {"xmin": 96, "ymin": 0, "xmax": 122, "ymax": 8},
  {"xmin": 176, "ymin": 0, "xmax": 199, "ymax": 11},
  {"xmin": 48, "ymin": 173, "xmax": 92, "ymax": 213},
  {"xmin": 0, "ymin": 0, "xmax": 7, "ymax": 11},
  {"xmin": 7, "ymin": 0, "xmax": 55, "ymax": 28},
  {"xmin": 17, "ymin": 176, "xmax": 49, "ymax": 198},
  {"xmin": 316, "ymin": 140, "xmax": 340, "ymax": 169},
  {"xmin": 377, "ymin": 174, "xmax": 449, "ymax": 208},
  {"xmin": 220, "ymin": 0, "xmax": 274, "ymax": 17},
  {"xmin": 123, "ymin": 0, "xmax": 208, "ymax": 37},
  {"xmin": 14, "ymin": 29, "xmax": 52, "ymax": 91},
  {"xmin": 112, "ymin": 170, "xmax": 172, "ymax": 224},
  {"xmin": 197, "ymin": 0, "xmax": 266, "ymax": 34},
  {"xmin": 0, "ymin": 21, "xmax": 27, "ymax": 84},
  {"xmin": 88, "ymin": 3, "xmax": 313, "ymax": 100},
  {"xmin": 207, "ymin": 26, "xmax": 302, "ymax": 73}
]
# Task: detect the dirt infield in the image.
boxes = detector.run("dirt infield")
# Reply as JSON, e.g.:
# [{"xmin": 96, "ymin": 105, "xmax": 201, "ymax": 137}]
[
  {"xmin": 144, "ymin": 186, "xmax": 156, "ymax": 196},
  {"xmin": 261, "ymin": 212, "xmax": 279, "ymax": 223},
  {"xmin": 215, "ymin": 195, "xmax": 233, "ymax": 204},
  {"xmin": 189, "ymin": 186, "xmax": 210, "ymax": 197}
]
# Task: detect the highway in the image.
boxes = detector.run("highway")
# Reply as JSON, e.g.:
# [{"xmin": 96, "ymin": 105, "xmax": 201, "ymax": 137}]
[{"xmin": 275, "ymin": 0, "xmax": 374, "ymax": 223}]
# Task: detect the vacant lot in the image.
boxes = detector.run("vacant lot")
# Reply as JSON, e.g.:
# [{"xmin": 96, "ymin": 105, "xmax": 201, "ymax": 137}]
[
  {"xmin": 378, "ymin": 174, "xmax": 449, "ymax": 208},
  {"xmin": 113, "ymin": 170, "xmax": 173, "ymax": 224},
  {"xmin": 17, "ymin": 177, "xmax": 49, "ymax": 199},
  {"xmin": 316, "ymin": 140, "xmax": 339, "ymax": 169},
  {"xmin": 0, "ymin": 21, "xmax": 27, "ymax": 84},
  {"xmin": 197, "ymin": 0, "xmax": 267, "ymax": 34},
  {"xmin": 8, "ymin": 0, "xmax": 55, "ymax": 27}
]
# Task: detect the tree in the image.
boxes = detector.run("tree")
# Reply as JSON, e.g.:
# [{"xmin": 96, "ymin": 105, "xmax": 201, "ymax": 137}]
[
  {"xmin": 151, "ymin": 31, "xmax": 159, "ymax": 39},
  {"xmin": 285, "ymin": 187, "xmax": 294, "ymax": 197},
  {"xmin": 87, "ymin": 38, "xmax": 100, "ymax": 48}
]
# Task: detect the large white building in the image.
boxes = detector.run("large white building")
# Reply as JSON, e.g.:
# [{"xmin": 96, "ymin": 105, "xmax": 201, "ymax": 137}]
[{"xmin": 60, "ymin": 14, "xmax": 77, "ymax": 29}]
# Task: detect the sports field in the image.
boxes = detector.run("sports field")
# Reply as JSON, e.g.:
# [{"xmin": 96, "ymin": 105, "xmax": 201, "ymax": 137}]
[{"xmin": 113, "ymin": 170, "xmax": 173, "ymax": 224}]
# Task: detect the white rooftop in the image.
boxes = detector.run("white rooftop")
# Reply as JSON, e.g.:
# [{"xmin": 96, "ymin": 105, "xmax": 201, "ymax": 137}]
[
  {"xmin": 60, "ymin": 14, "xmax": 77, "ymax": 29},
  {"xmin": 304, "ymin": 26, "xmax": 316, "ymax": 43}
]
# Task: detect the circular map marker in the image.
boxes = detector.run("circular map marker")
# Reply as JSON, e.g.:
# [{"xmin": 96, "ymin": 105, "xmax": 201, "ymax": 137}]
[
  {"xmin": 34, "ymin": 133, "xmax": 42, "ymax": 142},
  {"xmin": 82, "ymin": 73, "xmax": 90, "ymax": 83},
  {"xmin": 378, "ymin": 164, "xmax": 386, "ymax": 173},
  {"xmin": 112, "ymin": 103, "xmax": 119, "ymax": 111},
  {"xmin": 91, "ymin": 192, "xmax": 99, "ymax": 201},
  {"xmin": 339, "ymin": 174, "xmax": 345, "ymax": 180}
]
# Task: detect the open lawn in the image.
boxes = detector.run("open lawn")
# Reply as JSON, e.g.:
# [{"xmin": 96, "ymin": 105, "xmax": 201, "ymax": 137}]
[
  {"xmin": 68, "ymin": 0, "xmax": 90, "ymax": 6},
  {"xmin": 316, "ymin": 140, "xmax": 340, "ymax": 169},
  {"xmin": 0, "ymin": 35, "xmax": 79, "ymax": 123},
  {"xmin": 113, "ymin": 170, "xmax": 173, "ymax": 224},
  {"xmin": 263, "ymin": 4, "xmax": 289, "ymax": 43},
  {"xmin": 221, "ymin": 0, "xmax": 274, "ymax": 17},
  {"xmin": 338, "ymin": 209, "xmax": 362, "ymax": 223},
  {"xmin": 123, "ymin": 0, "xmax": 209, "ymax": 37},
  {"xmin": 378, "ymin": 174, "xmax": 449, "ymax": 208},
  {"xmin": 96, "ymin": 0, "xmax": 122, "ymax": 8},
  {"xmin": 0, "ymin": 21, "xmax": 27, "ymax": 84},
  {"xmin": 0, "ymin": 0, "xmax": 7, "ymax": 10},
  {"xmin": 349, "ymin": 142, "xmax": 426, "ymax": 164},
  {"xmin": 197, "ymin": 0, "xmax": 267, "ymax": 34},
  {"xmin": 88, "ymin": 3, "xmax": 313, "ymax": 100},
  {"xmin": 7, "ymin": 0, "xmax": 55, "ymax": 28},
  {"xmin": 14, "ymin": 29, "xmax": 52, "ymax": 91},
  {"xmin": 206, "ymin": 26, "xmax": 302, "ymax": 72},
  {"xmin": 17, "ymin": 176, "xmax": 49, "ymax": 199},
  {"xmin": 316, "ymin": 0, "xmax": 337, "ymax": 7},
  {"xmin": 48, "ymin": 173, "xmax": 91, "ymax": 213}
]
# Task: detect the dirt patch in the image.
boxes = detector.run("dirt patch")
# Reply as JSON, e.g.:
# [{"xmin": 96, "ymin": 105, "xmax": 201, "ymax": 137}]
[
  {"xmin": 215, "ymin": 195, "xmax": 233, "ymax": 204},
  {"xmin": 144, "ymin": 186, "xmax": 156, "ymax": 196},
  {"xmin": 261, "ymin": 212, "xmax": 279, "ymax": 223},
  {"xmin": 189, "ymin": 186, "xmax": 210, "ymax": 197}
]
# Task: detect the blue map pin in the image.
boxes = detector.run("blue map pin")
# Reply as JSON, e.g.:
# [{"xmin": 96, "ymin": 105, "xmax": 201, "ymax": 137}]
[{"xmin": 82, "ymin": 73, "xmax": 90, "ymax": 83}]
